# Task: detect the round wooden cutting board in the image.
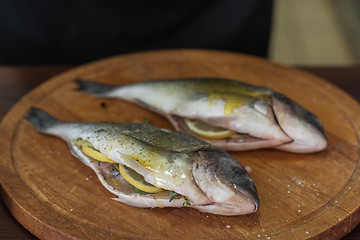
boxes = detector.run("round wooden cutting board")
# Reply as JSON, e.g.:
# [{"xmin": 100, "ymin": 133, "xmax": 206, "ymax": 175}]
[{"xmin": 0, "ymin": 50, "xmax": 359, "ymax": 239}]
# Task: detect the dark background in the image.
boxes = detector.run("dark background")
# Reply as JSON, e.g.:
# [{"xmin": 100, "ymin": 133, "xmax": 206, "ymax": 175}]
[{"xmin": 0, "ymin": 0, "xmax": 273, "ymax": 64}]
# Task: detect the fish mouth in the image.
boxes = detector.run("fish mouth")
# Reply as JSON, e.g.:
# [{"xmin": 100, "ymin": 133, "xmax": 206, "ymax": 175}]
[
  {"xmin": 271, "ymin": 95, "xmax": 327, "ymax": 153},
  {"xmin": 191, "ymin": 149, "xmax": 259, "ymax": 215}
]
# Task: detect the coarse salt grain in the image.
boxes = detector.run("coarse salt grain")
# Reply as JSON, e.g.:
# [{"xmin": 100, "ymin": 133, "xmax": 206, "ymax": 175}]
[{"xmin": 245, "ymin": 166, "xmax": 252, "ymax": 172}]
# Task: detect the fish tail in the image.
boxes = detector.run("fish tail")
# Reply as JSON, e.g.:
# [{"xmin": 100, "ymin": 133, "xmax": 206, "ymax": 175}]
[
  {"xmin": 26, "ymin": 107, "xmax": 61, "ymax": 133},
  {"xmin": 74, "ymin": 79, "xmax": 115, "ymax": 95}
]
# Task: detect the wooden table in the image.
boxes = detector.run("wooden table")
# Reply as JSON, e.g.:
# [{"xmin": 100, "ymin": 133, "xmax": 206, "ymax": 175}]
[{"xmin": 0, "ymin": 64, "xmax": 359, "ymax": 239}]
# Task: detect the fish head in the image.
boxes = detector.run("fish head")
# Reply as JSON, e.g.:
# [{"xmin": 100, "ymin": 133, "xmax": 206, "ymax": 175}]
[
  {"xmin": 272, "ymin": 93, "xmax": 327, "ymax": 153},
  {"xmin": 192, "ymin": 148, "xmax": 259, "ymax": 215}
]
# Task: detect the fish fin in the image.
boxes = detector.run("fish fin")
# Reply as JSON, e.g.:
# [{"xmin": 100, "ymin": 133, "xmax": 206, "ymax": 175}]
[
  {"xmin": 26, "ymin": 107, "xmax": 61, "ymax": 133},
  {"xmin": 74, "ymin": 79, "xmax": 115, "ymax": 95}
]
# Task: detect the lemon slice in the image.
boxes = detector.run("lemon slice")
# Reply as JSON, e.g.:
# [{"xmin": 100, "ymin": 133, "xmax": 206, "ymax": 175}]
[
  {"xmin": 81, "ymin": 144, "xmax": 162, "ymax": 193},
  {"xmin": 82, "ymin": 144, "xmax": 116, "ymax": 163},
  {"xmin": 184, "ymin": 119, "xmax": 236, "ymax": 139},
  {"xmin": 118, "ymin": 164, "xmax": 163, "ymax": 193}
]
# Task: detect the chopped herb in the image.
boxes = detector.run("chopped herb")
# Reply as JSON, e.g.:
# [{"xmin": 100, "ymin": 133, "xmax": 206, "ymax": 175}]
[
  {"xmin": 143, "ymin": 117, "xmax": 150, "ymax": 124},
  {"xmin": 95, "ymin": 129, "xmax": 105, "ymax": 133},
  {"xmin": 114, "ymin": 163, "xmax": 120, "ymax": 171},
  {"xmin": 169, "ymin": 191, "xmax": 180, "ymax": 202},
  {"xmin": 182, "ymin": 197, "xmax": 191, "ymax": 207},
  {"xmin": 169, "ymin": 191, "xmax": 191, "ymax": 206},
  {"xmin": 98, "ymin": 161, "xmax": 101, "ymax": 166}
]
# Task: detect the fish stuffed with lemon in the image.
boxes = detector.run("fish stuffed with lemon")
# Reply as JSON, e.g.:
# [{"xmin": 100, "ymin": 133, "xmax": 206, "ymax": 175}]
[
  {"xmin": 26, "ymin": 108, "xmax": 259, "ymax": 216},
  {"xmin": 75, "ymin": 78, "xmax": 327, "ymax": 153}
]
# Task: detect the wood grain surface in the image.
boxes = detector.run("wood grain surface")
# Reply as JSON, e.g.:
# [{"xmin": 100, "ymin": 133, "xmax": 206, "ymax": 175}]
[{"xmin": 0, "ymin": 50, "xmax": 359, "ymax": 239}]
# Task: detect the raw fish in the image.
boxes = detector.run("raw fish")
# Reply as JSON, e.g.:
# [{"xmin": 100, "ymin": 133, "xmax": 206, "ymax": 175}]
[
  {"xmin": 76, "ymin": 78, "xmax": 327, "ymax": 153},
  {"xmin": 27, "ymin": 108, "xmax": 259, "ymax": 216}
]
